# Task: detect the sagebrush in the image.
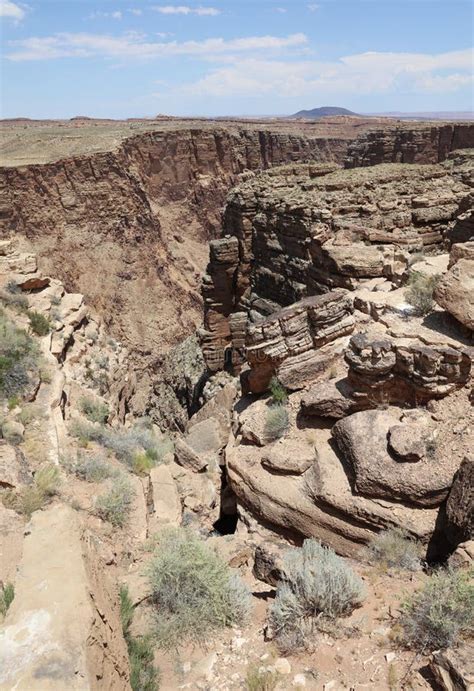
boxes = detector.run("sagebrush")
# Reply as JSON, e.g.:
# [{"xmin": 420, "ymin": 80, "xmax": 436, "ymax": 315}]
[
  {"xmin": 399, "ymin": 567, "xmax": 474, "ymax": 651},
  {"xmin": 0, "ymin": 310, "xmax": 39, "ymax": 399},
  {"xmin": 79, "ymin": 396, "xmax": 109, "ymax": 424},
  {"xmin": 264, "ymin": 404, "xmax": 289, "ymax": 442},
  {"xmin": 64, "ymin": 452, "xmax": 114, "ymax": 483},
  {"xmin": 2, "ymin": 464, "xmax": 60, "ymax": 518},
  {"xmin": 269, "ymin": 539, "xmax": 365, "ymax": 653},
  {"xmin": 245, "ymin": 665, "xmax": 280, "ymax": 691},
  {"xmin": 147, "ymin": 527, "xmax": 252, "ymax": 649},
  {"xmin": 366, "ymin": 528, "xmax": 422, "ymax": 571},
  {"xmin": 69, "ymin": 418, "xmax": 173, "ymax": 472},
  {"xmin": 404, "ymin": 271, "xmax": 440, "ymax": 316},
  {"xmin": 95, "ymin": 476, "xmax": 135, "ymax": 527}
]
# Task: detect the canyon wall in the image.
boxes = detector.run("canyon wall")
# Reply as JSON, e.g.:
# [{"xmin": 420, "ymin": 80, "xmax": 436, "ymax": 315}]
[
  {"xmin": 345, "ymin": 122, "xmax": 474, "ymax": 167},
  {"xmin": 1, "ymin": 121, "xmax": 473, "ymax": 422}
]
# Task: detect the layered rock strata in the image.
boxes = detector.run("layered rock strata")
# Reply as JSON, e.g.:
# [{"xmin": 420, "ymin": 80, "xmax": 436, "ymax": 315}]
[{"xmin": 202, "ymin": 157, "xmax": 473, "ymax": 372}]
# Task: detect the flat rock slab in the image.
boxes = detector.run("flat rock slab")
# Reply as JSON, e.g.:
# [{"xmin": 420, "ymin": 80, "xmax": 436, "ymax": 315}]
[
  {"xmin": 261, "ymin": 437, "xmax": 316, "ymax": 475},
  {"xmin": 149, "ymin": 465, "xmax": 182, "ymax": 529},
  {"xmin": 0, "ymin": 504, "xmax": 130, "ymax": 690}
]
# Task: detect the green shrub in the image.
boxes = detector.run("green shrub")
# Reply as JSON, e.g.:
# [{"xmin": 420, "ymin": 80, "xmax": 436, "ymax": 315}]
[
  {"xmin": 132, "ymin": 452, "xmax": 155, "ymax": 476},
  {"xmin": 34, "ymin": 465, "xmax": 60, "ymax": 497},
  {"xmin": 399, "ymin": 568, "xmax": 474, "ymax": 652},
  {"xmin": 0, "ymin": 311, "xmax": 39, "ymax": 399},
  {"xmin": 366, "ymin": 528, "xmax": 422, "ymax": 572},
  {"xmin": 120, "ymin": 585, "xmax": 160, "ymax": 691},
  {"xmin": 405, "ymin": 271, "xmax": 440, "ymax": 316},
  {"xmin": 264, "ymin": 404, "xmax": 289, "ymax": 442},
  {"xmin": 3, "ymin": 465, "xmax": 59, "ymax": 518},
  {"xmin": 0, "ymin": 582, "xmax": 14, "ymax": 618},
  {"xmin": 269, "ymin": 539, "xmax": 365, "ymax": 653},
  {"xmin": 1, "ymin": 420, "xmax": 23, "ymax": 445},
  {"xmin": 269, "ymin": 376, "xmax": 288, "ymax": 405},
  {"xmin": 65, "ymin": 452, "xmax": 114, "ymax": 483},
  {"xmin": 79, "ymin": 396, "xmax": 109, "ymax": 424},
  {"xmin": 245, "ymin": 665, "xmax": 281, "ymax": 691},
  {"xmin": 95, "ymin": 476, "xmax": 135, "ymax": 527},
  {"xmin": 147, "ymin": 528, "xmax": 252, "ymax": 650},
  {"xmin": 27, "ymin": 310, "xmax": 51, "ymax": 336}
]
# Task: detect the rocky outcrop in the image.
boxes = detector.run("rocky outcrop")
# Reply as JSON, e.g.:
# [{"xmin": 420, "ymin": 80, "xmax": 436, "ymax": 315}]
[
  {"xmin": 445, "ymin": 456, "xmax": 473, "ymax": 546},
  {"xmin": 226, "ymin": 430, "xmax": 438, "ymax": 558},
  {"xmin": 201, "ymin": 158, "xmax": 473, "ymax": 373},
  {"xmin": 0, "ymin": 505, "xmax": 130, "ymax": 690},
  {"xmin": 435, "ymin": 258, "xmax": 474, "ymax": 331},
  {"xmin": 332, "ymin": 409, "xmax": 455, "ymax": 507},
  {"xmin": 429, "ymin": 642, "xmax": 474, "ymax": 691},
  {"xmin": 243, "ymin": 291, "xmax": 355, "ymax": 393},
  {"xmin": 345, "ymin": 332, "xmax": 471, "ymax": 405},
  {"xmin": 344, "ymin": 123, "xmax": 474, "ymax": 168}
]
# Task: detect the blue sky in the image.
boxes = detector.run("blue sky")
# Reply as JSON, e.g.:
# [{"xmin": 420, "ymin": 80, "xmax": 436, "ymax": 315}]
[{"xmin": 1, "ymin": 0, "xmax": 473, "ymax": 118}]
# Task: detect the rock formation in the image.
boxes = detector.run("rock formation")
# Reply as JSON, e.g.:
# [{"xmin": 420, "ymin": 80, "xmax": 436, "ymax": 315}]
[{"xmin": 202, "ymin": 157, "xmax": 473, "ymax": 372}]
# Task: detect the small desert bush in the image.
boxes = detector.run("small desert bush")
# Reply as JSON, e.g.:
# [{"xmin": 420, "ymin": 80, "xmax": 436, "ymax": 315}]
[
  {"xmin": 79, "ymin": 396, "xmax": 109, "ymax": 424},
  {"xmin": 69, "ymin": 418, "xmax": 172, "ymax": 471},
  {"xmin": 147, "ymin": 527, "xmax": 252, "ymax": 649},
  {"xmin": 0, "ymin": 582, "xmax": 14, "ymax": 618},
  {"xmin": 65, "ymin": 452, "xmax": 115, "ymax": 483},
  {"xmin": 264, "ymin": 404, "xmax": 289, "ymax": 442},
  {"xmin": 245, "ymin": 665, "xmax": 281, "ymax": 691},
  {"xmin": 398, "ymin": 567, "xmax": 474, "ymax": 652},
  {"xmin": 95, "ymin": 476, "xmax": 135, "ymax": 527},
  {"xmin": 0, "ymin": 311, "xmax": 39, "ymax": 399},
  {"xmin": 120, "ymin": 585, "xmax": 160, "ymax": 691},
  {"xmin": 0, "ymin": 286, "xmax": 28, "ymax": 311},
  {"xmin": 2, "ymin": 464, "xmax": 60, "ymax": 518},
  {"xmin": 269, "ymin": 376, "xmax": 288, "ymax": 405},
  {"xmin": 269, "ymin": 539, "xmax": 365, "ymax": 653},
  {"xmin": 366, "ymin": 528, "xmax": 422, "ymax": 572},
  {"xmin": 18, "ymin": 403, "xmax": 43, "ymax": 426},
  {"xmin": 27, "ymin": 310, "xmax": 51, "ymax": 336},
  {"xmin": 404, "ymin": 271, "xmax": 440, "ymax": 316},
  {"xmin": 1, "ymin": 420, "xmax": 23, "ymax": 445}
]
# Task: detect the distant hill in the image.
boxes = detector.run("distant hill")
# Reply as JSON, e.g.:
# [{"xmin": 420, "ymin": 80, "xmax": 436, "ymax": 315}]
[{"xmin": 291, "ymin": 106, "xmax": 359, "ymax": 119}]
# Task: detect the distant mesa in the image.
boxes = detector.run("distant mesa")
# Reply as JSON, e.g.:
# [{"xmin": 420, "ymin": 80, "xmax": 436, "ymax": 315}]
[{"xmin": 291, "ymin": 106, "xmax": 359, "ymax": 119}]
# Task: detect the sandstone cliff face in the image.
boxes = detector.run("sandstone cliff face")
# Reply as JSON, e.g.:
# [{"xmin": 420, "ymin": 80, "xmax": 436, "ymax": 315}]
[
  {"xmin": 344, "ymin": 123, "xmax": 474, "ymax": 168},
  {"xmin": 202, "ymin": 157, "xmax": 473, "ymax": 371},
  {"xmin": 0, "ymin": 126, "xmax": 350, "ymax": 420}
]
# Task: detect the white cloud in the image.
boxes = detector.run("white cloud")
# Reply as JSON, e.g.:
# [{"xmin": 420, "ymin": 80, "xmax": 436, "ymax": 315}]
[
  {"xmin": 128, "ymin": 8, "xmax": 143, "ymax": 16},
  {"xmin": 275, "ymin": 7, "xmax": 287, "ymax": 13},
  {"xmin": 307, "ymin": 4, "xmax": 320, "ymax": 11},
  {"xmin": 6, "ymin": 32, "xmax": 308, "ymax": 61},
  {"xmin": 0, "ymin": 0, "xmax": 25, "ymax": 20},
  {"xmin": 89, "ymin": 10, "xmax": 123, "ymax": 20},
  {"xmin": 153, "ymin": 5, "xmax": 220, "ymax": 15},
  {"xmin": 181, "ymin": 49, "xmax": 474, "ymax": 98}
]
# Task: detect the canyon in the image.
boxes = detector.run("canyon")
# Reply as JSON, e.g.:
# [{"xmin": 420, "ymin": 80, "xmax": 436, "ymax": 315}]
[{"xmin": 0, "ymin": 116, "xmax": 473, "ymax": 690}]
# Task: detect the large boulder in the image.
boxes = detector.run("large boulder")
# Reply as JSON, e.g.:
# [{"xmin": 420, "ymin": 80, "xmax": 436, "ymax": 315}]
[
  {"xmin": 332, "ymin": 409, "xmax": 458, "ymax": 507},
  {"xmin": 435, "ymin": 259, "xmax": 474, "ymax": 331},
  {"xmin": 226, "ymin": 431, "xmax": 438, "ymax": 558}
]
